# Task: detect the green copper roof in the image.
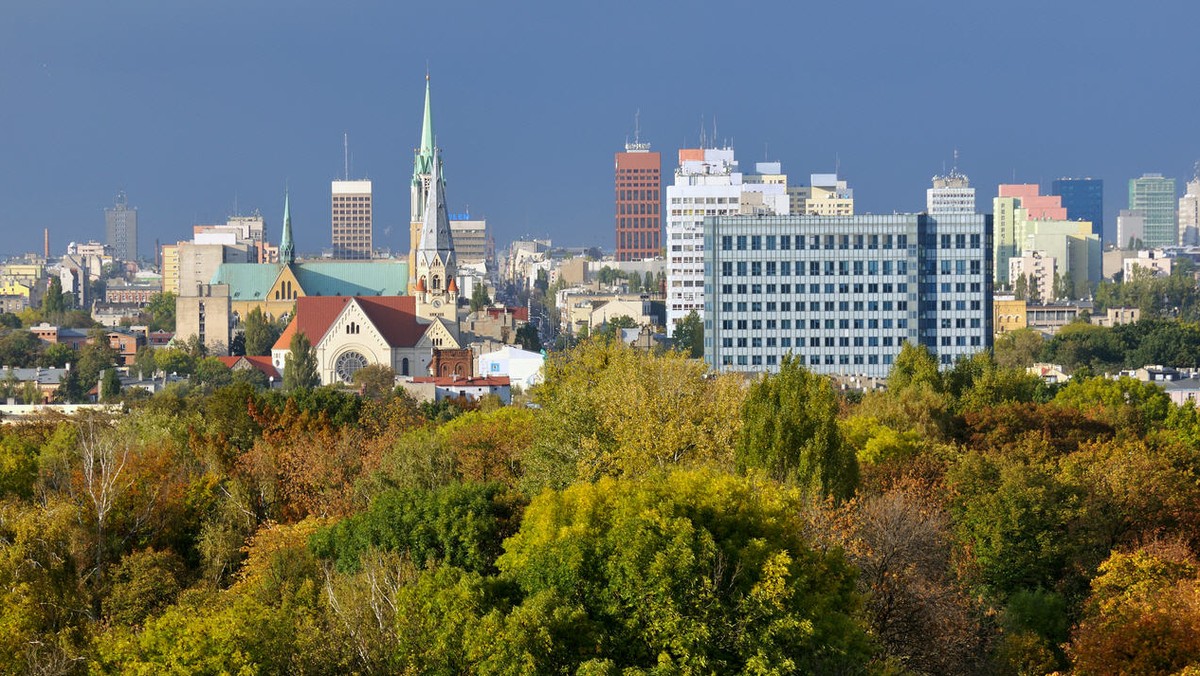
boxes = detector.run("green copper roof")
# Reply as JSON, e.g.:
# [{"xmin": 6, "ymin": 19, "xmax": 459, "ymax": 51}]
[
  {"xmin": 211, "ymin": 261, "xmax": 410, "ymax": 300},
  {"xmin": 279, "ymin": 191, "xmax": 294, "ymax": 265},
  {"xmin": 413, "ymin": 76, "xmax": 435, "ymax": 183}
]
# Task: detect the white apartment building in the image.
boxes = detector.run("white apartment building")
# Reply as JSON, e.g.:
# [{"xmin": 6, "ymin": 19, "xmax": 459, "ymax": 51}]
[
  {"xmin": 927, "ymin": 169, "xmax": 976, "ymax": 215},
  {"xmin": 1180, "ymin": 177, "xmax": 1200, "ymax": 247},
  {"xmin": 665, "ymin": 148, "xmax": 787, "ymax": 334}
]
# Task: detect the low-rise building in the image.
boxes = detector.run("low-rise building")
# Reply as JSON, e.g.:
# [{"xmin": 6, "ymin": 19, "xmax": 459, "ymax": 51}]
[
  {"xmin": 477, "ymin": 346, "xmax": 544, "ymax": 390},
  {"xmin": 401, "ymin": 375, "xmax": 511, "ymax": 405}
]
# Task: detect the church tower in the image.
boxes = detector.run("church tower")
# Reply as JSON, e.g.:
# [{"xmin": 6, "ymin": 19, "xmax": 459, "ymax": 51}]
[
  {"xmin": 279, "ymin": 190, "xmax": 295, "ymax": 266},
  {"xmin": 409, "ymin": 75, "xmax": 435, "ymax": 294},
  {"xmin": 414, "ymin": 149, "xmax": 459, "ymax": 325}
]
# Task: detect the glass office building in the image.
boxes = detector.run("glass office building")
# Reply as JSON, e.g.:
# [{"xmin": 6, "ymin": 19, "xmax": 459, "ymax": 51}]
[
  {"xmin": 1051, "ymin": 178, "xmax": 1103, "ymax": 240},
  {"xmin": 703, "ymin": 213, "xmax": 992, "ymax": 377}
]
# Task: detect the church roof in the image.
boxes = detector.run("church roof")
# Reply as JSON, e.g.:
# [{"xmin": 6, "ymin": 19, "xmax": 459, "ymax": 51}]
[
  {"xmin": 211, "ymin": 261, "xmax": 409, "ymax": 300},
  {"xmin": 417, "ymin": 151, "xmax": 456, "ymax": 269},
  {"xmin": 273, "ymin": 295, "xmax": 428, "ymax": 351}
]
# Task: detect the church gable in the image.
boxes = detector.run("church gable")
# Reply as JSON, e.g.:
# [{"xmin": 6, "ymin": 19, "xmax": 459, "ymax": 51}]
[
  {"xmin": 267, "ymin": 266, "xmax": 304, "ymax": 303},
  {"xmin": 314, "ymin": 299, "xmax": 389, "ymax": 356},
  {"xmin": 419, "ymin": 319, "xmax": 460, "ymax": 350}
]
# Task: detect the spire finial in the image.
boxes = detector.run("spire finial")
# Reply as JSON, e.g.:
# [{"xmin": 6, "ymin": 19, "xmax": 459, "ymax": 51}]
[
  {"xmin": 413, "ymin": 73, "xmax": 435, "ymax": 182},
  {"xmin": 279, "ymin": 188, "xmax": 294, "ymax": 266}
]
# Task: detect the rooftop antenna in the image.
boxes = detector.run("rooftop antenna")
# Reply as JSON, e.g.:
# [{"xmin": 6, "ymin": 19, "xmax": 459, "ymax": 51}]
[
  {"xmin": 952, "ymin": 148, "xmax": 960, "ymax": 176},
  {"xmin": 835, "ymin": 153, "xmax": 841, "ymax": 176},
  {"xmin": 764, "ymin": 142, "xmax": 769, "ymax": 161},
  {"xmin": 343, "ymin": 132, "xmax": 350, "ymax": 180},
  {"xmin": 634, "ymin": 109, "xmax": 641, "ymax": 146},
  {"xmin": 699, "ymin": 115, "xmax": 706, "ymax": 149},
  {"xmin": 712, "ymin": 115, "xmax": 718, "ymax": 148},
  {"xmin": 1193, "ymin": 160, "xmax": 1200, "ymax": 181},
  {"xmin": 234, "ymin": 191, "xmax": 239, "ymax": 217}
]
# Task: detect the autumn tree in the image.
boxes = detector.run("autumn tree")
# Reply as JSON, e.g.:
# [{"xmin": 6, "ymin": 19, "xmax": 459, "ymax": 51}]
[
  {"xmin": 352, "ymin": 363, "xmax": 395, "ymax": 400},
  {"xmin": 242, "ymin": 306, "xmax": 282, "ymax": 357},
  {"xmin": 673, "ymin": 309, "xmax": 703, "ymax": 358},
  {"xmin": 737, "ymin": 354, "xmax": 857, "ymax": 500}
]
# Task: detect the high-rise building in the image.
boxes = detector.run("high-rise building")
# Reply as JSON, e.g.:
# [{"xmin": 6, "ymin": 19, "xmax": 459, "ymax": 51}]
[
  {"xmin": 992, "ymin": 184, "xmax": 1098, "ymax": 295},
  {"xmin": 449, "ymin": 215, "xmax": 489, "ymax": 269},
  {"xmin": 1117, "ymin": 210, "xmax": 1146, "ymax": 250},
  {"xmin": 105, "ymin": 191, "xmax": 138, "ymax": 261},
  {"xmin": 1179, "ymin": 168, "xmax": 1200, "ymax": 246},
  {"xmin": 1051, "ymin": 178, "xmax": 1104, "ymax": 240},
  {"xmin": 664, "ymin": 147, "xmax": 788, "ymax": 334},
  {"xmin": 614, "ymin": 139, "xmax": 661, "ymax": 262},
  {"xmin": 1129, "ymin": 173, "xmax": 1178, "ymax": 248},
  {"xmin": 703, "ymin": 213, "xmax": 992, "ymax": 376},
  {"xmin": 927, "ymin": 167, "xmax": 975, "ymax": 214},
  {"xmin": 787, "ymin": 173, "xmax": 855, "ymax": 216},
  {"xmin": 332, "ymin": 179, "xmax": 373, "ymax": 259}
]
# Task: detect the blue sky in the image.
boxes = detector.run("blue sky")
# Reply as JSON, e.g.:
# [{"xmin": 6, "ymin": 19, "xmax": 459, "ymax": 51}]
[{"xmin": 2, "ymin": 1, "xmax": 1198, "ymax": 257}]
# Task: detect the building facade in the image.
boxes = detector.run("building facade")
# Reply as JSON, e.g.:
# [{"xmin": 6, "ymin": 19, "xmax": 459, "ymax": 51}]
[
  {"xmin": 1129, "ymin": 173, "xmax": 1177, "ymax": 248},
  {"xmin": 615, "ymin": 142, "xmax": 661, "ymax": 262},
  {"xmin": 927, "ymin": 169, "xmax": 975, "ymax": 215},
  {"xmin": 703, "ymin": 213, "xmax": 992, "ymax": 377},
  {"xmin": 332, "ymin": 179, "xmax": 373, "ymax": 259},
  {"xmin": 105, "ymin": 192, "xmax": 138, "ymax": 262},
  {"xmin": 1051, "ymin": 177, "xmax": 1104, "ymax": 240},
  {"xmin": 665, "ymin": 148, "xmax": 788, "ymax": 334},
  {"xmin": 1179, "ymin": 176, "xmax": 1200, "ymax": 247}
]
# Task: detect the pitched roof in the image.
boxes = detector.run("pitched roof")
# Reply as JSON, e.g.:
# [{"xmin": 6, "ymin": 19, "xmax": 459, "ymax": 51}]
[
  {"xmin": 211, "ymin": 260, "xmax": 409, "ymax": 301},
  {"xmin": 273, "ymin": 296, "xmax": 428, "ymax": 351},
  {"xmin": 216, "ymin": 355, "xmax": 281, "ymax": 380},
  {"xmin": 410, "ymin": 375, "xmax": 510, "ymax": 387}
]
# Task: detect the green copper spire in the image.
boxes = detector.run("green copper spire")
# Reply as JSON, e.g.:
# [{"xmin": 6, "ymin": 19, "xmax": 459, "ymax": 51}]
[
  {"xmin": 413, "ymin": 75, "xmax": 435, "ymax": 184},
  {"xmin": 279, "ymin": 190, "xmax": 294, "ymax": 265}
]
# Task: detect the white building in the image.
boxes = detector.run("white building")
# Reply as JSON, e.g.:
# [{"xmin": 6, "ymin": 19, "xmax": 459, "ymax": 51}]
[
  {"xmin": 1118, "ymin": 210, "xmax": 1146, "ymax": 249},
  {"xmin": 1180, "ymin": 175, "xmax": 1200, "ymax": 247},
  {"xmin": 477, "ymin": 345, "xmax": 544, "ymax": 391},
  {"xmin": 1008, "ymin": 250, "xmax": 1057, "ymax": 301},
  {"xmin": 1124, "ymin": 249, "xmax": 1174, "ymax": 279},
  {"xmin": 926, "ymin": 168, "xmax": 975, "ymax": 215},
  {"xmin": 665, "ymin": 148, "xmax": 787, "ymax": 335}
]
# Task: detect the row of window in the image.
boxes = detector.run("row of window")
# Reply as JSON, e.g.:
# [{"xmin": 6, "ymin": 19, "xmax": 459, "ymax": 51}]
[
  {"xmin": 717, "ymin": 282, "xmax": 916, "ymax": 295},
  {"xmin": 723, "ymin": 353, "xmax": 897, "ymax": 367},
  {"xmin": 719, "ymin": 232, "xmax": 985, "ymax": 252},
  {"xmin": 617, "ymin": 190, "xmax": 660, "ymax": 200},
  {"xmin": 618, "ymin": 202, "xmax": 659, "ymax": 215}
]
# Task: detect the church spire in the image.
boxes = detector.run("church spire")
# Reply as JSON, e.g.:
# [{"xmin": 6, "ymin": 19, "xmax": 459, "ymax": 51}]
[
  {"xmin": 418, "ymin": 149, "xmax": 455, "ymax": 267},
  {"xmin": 279, "ymin": 190, "xmax": 294, "ymax": 265},
  {"xmin": 413, "ymin": 75, "xmax": 435, "ymax": 184}
]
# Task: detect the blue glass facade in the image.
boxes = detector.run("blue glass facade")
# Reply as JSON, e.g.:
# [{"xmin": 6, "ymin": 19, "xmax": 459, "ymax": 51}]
[{"xmin": 1051, "ymin": 178, "xmax": 1104, "ymax": 241}]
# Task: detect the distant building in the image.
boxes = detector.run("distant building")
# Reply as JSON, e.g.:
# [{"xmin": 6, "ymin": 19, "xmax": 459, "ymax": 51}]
[
  {"xmin": 927, "ymin": 164, "xmax": 975, "ymax": 215},
  {"xmin": 1051, "ymin": 178, "xmax": 1104, "ymax": 240},
  {"xmin": 449, "ymin": 216, "xmax": 489, "ymax": 269},
  {"xmin": 788, "ymin": 173, "xmax": 855, "ymax": 216},
  {"xmin": 477, "ymin": 345, "xmax": 544, "ymax": 390},
  {"xmin": 1124, "ymin": 249, "xmax": 1174, "ymax": 278},
  {"xmin": 1179, "ymin": 173, "xmax": 1200, "ymax": 246},
  {"xmin": 1129, "ymin": 173, "xmax": 1177, "ymax": 248},
  {"xmin": 615, "ymin": 138, "xmax": 662, "ymax": 262},
  {"xmin": 1008, "ymin": 251, "xmax": 1057, "ymax": 301},
  {"xmin": 105, "ymin": 192, "xmax": 138, "ymax": 262},
  {"xmin": 704, "ymin": 213, "xmax": 991, "ymax": 376},
  {"xmin": 331, "ymin": 179, "xmax": 373, "ymax": 259},
  {"xmin": 993, "ymin": 184, "xmax": 1098, "ymax": 292},
  {"xmin": 401, "ymin": 375, "xmax": 511, "ymax": 405},
  {"xmin": 1117, "ymin": 210, "xmax": 1147, "ymax": 249}
]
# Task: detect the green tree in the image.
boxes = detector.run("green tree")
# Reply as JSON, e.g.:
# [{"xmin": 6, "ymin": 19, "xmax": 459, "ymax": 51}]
[
  {"xmin": 515, "ymin": 322, "xmax": 542, "ymax": 352},
  {"xmin": 993, "ymin": 328, "xmax": 1044, "ymax": 369},
  {"xmin": 487, "ymin": 469, "xmax": 873, "ymax": 673},
  {"xmin": 42, "ymin": 275, "xmax": 65, "ymax": 315},
  {"xmin": 133, "ymin": 345, "xmax": 157, "ymax": 379},
  {"xmin": 594, "ymin": 314, "xmax": 637, "ymax": 342},
  {"xmin": 100, "ymin": 367, "xmax": 122, "ymax": 402},
  {"xmin": 643, "ymin": 271, "xmax": 655, "ymax": 293},
  {"xmin": 352, "ymin": 363, "xmax": 396, "ymax": 400},
  {"xmin": 736, "ymin": 354, "xmax": 857, "ymax": 499},
  {"xmin": 673, "ymin": 309, "xmax": 703, "ymax": 358},
  {"xmin": 143, "ymin": 291, "xmax": 176, "ymax": 332},
  {"xmin": 242, "ymin": 306, "xmax": 282, "ymax": 356},
  {"xmin": 0, "ymin": 330, "xmax": 40, "ymax": 367},
  {"xmin": 282, "ymin": 331, "xmax": 319, "ymax": 392},
  {"xmin": 469, "ymin": 283, "xmax": 492, "ymax": 313},
  {"xmin": 192, "ymin": 357, "xmax": 233, "ymax": 389}
]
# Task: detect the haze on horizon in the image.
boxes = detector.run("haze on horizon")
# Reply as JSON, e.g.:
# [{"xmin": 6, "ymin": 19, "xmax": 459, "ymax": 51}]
[{"xmin": 2, "ymin": 0, "xmax": 1197, "ymax": 258}]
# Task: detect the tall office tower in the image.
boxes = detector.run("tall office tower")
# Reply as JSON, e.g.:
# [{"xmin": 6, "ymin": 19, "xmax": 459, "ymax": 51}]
[
  {"xmin": 927, "ymin": 166, "xmax": 975, "ymax": 214},
  {"xmin": 1179, "ymin": 167, "xmax": 1200, "ymax": 246},
  {"xmin": 105, "ymin": 191, "xmax": 138, "ymax": 261},
  {"xmin": 664, "ymin": 147, "xmax": 788, "ymax": 335},
  {"xmin": 449, "ymin": 215, "xmax": 489, "ymax": 269},
  {"xmin": 704, "ymin": 213, "xmax": 991, "ymax": 377},
  {"xmin": 1129, "ymin": 173, "xmax": 1178, "ymax": 248},
  {"xmin": 1051, "ymin": 178, "xmax": 1104, "ymax": 240},
  {"xmin": 615, "ymin": 137, "xmax": 661, "ymax": 262},
  {"xmin": 331, "ymin": 179, "xmax": 373, "ymax": 259},
  {"xmin": 410, "ymin": 76, "xmax": 436, "ymax": 293}
]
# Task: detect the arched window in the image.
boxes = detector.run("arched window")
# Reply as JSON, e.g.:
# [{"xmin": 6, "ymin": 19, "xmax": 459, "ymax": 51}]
[
  {"xmin": 401, "ymin": 358, "xmax": 409, "ymax": 376},
  {"xmin": 432, "ymin": 275, "xmax": 440, "ymax": 290}
]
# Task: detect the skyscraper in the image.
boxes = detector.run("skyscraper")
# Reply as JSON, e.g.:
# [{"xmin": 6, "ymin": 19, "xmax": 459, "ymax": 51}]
[
  {"xmin": 1051, "ymin": 178, "xmax": 1104, "ymax": 240},
  {"xmin": 927, "ymin": 166, "xmax": 975, "ymax": 215},
  {"xmin": 105, "ymin": 191, "xmax": 138, "ymax": 261},
  {"xmin": 1179, "ymin": 167, "xmax": 1200, "ymax": 247},
  {"xmin": 1129, "ymin": 173, "xmax": 1178, "ymax": 248},
  {"xmin": 614, "ymin": 137, "xmax": 661, "ymax": 262},
  {"xmin": 331, "ymin": 179, "xmax": 373, "ymax": 259}
]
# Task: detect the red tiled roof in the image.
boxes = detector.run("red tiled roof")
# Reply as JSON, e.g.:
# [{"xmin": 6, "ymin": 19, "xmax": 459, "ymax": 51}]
[
  {"xmin": 217, "ymin": 355, "xmax": 281, "ymax": 380},
  {"xmin": 409, "ymin": 375, "xmax": 510, "ymax": 387},
  {"xmin": 273, "ymin": 296, "xmax": 427, "ymax": 351},
  {"xmin": 486, "ymin": 306, "xmax": 529, "ymax": 321}
]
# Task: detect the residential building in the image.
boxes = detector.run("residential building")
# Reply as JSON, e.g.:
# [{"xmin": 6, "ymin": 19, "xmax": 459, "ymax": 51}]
[
  {"xmin": 787, "ymin": 173, "xmax": 854, "ymax": 216},
  {"xmin": 993, "ymin": 184, "xmax": 1098, "ymax": 292},
  {"xmin": 1051, "ymin": 178, "xmax": 1104, "ymax": 240},
  {"xmin": 1117, "ymin": 210, "xmax": 1147, "ymax": 249},
  {"xmin": 1124, "ymin": 249, "xmax": 1174, "ymax": 278},
  {"xmin": 105, "ymin": 279, "xmax": 161, "ymax": 304},
  {"xmin": 1180, "ymin": 172, "xmax": 1200, "ymax": 246},
  {"xmin": 161, "ymin": 244, "xmax": 180, "ymax": 295},
  {"xmin": 477, "ymin": 345, "xmax": 544, "ymax": 390},
  {"xmin": 615, "ymin": 139, "xmax": 661, "ymax": 262},
  {"xmin": 1129, "ymin": 173, "xmax": 1177, "ymax": 248},
  {"xmin": 175, "ymin": 284, "xmax": 232, "ymax": 355},
  {"xmin": 105, "ymin": 191, "xmax": 138, "ymax": 261},
  {"xmin": 703, "ymin": 213, "xmax": 992, "ymax": 377},
  {"xmin": 449, "ymin": 216, "xmax": 489, "ymax": 270},
  {"xmin": 1008, "ymin": 251, "xmax": 1056, "ymax": 301},
  {"xmin": 331, "ymin": 179, "xmax": 373, "ymax": 259},
  {"xmin": 665, "ymin": 148, "xmax": 787, "ymax": 335}
]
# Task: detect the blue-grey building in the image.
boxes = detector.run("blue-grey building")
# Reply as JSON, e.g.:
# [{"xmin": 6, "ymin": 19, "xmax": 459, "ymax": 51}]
[
  {"xmin": 703, "ymin": 213, "xmax": 992, "ymax": 377},
  {"xmin": 1051, "ymin": 178, "xmax": 1103, "ymax": 241}
]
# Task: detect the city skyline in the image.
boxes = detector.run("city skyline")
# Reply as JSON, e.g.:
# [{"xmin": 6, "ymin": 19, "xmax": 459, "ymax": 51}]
[{"xmin": 3, "ymin": 1, "xmax": 1199, "ymax": 258}]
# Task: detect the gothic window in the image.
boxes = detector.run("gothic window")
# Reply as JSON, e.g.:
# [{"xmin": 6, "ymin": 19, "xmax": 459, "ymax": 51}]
[
  {"xmin": 432, "ymin": 275, "xmax": 441, "ymax": 290},
  {"xmin": 401, "ymin": 358, "xmax": 409, "ymax": 376}
]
